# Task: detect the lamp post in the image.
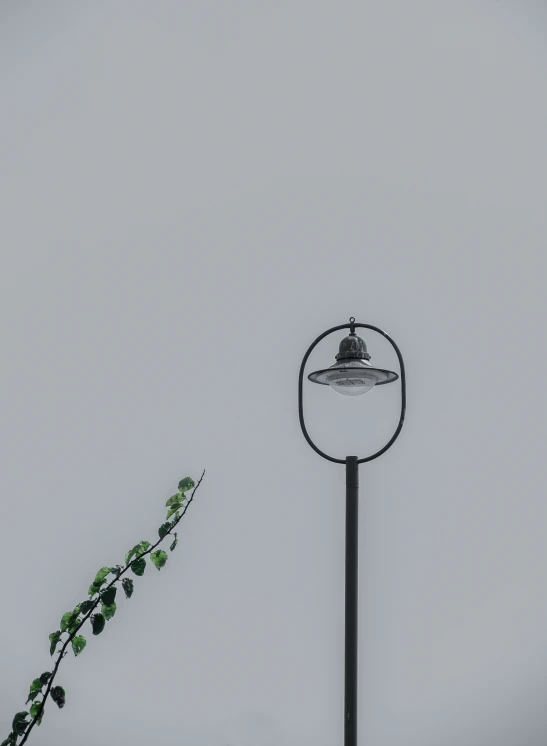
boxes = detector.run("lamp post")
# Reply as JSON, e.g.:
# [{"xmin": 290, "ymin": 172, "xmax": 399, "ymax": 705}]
[{"xmin": 298, "ymin": 317, "xmax": 406, "ymax": 746}]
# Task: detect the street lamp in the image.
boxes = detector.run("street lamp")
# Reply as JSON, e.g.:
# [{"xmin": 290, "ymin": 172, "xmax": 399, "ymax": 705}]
[{"xmin": 298, "ymin": 317, "xmax": 406, "ymax": 746}]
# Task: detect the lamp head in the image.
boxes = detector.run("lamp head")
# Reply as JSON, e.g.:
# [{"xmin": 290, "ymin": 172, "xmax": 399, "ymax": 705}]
[{"xmin": 308, "ymin": 319, "xmax": 398, "ymax": 396}]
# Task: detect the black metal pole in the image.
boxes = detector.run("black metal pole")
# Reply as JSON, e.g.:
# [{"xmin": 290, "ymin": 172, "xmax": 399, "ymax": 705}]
[{"xmin": 345, "ymin": 456, "xmax": 359, "ymax": 746}]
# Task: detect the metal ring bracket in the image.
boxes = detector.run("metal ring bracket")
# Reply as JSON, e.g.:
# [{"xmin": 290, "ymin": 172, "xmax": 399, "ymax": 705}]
[{"xmin": 298, "ymin": 321, "xmax": 406, "ymax": 464}]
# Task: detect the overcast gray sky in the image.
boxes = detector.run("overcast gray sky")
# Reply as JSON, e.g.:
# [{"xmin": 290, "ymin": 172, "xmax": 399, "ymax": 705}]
[{"xmin": 1, "ymin": 1, "xmax": 547, "ymax": 744}]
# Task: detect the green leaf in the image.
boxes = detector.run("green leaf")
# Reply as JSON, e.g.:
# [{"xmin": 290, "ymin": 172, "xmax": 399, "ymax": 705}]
[
  {"xmin": 178, "ymin": 477, "xmax": 195, "ymax": 493},
  {"xmin": 88, "ymin": 567, "xmax": 111, "ymax": 595},
  {"xmin": 122, "ymin": 578, "xmax": 134, "ymax": 599},
  {"xmin": 110, "ymin": 564, "xmax": 123, "ymax": 577},
  {"xmin": 100, "ymin": 586, "xmax": 117, "ymax": 606},
  {"xmin": 49, "ymin": 631, "xmax": 62, "ymax": 656},
  {"xmin": 94, "ymin": 567, "xmax": 112, "ymax": 585},
  {"xmin": 60, "ymin": 611, "xmax": 78, "ymax": 632},
  {"xmin": 158, "ymin": 522, "xmax": 171, "ymax": 539},
  {"xmin": 125, "ymin": 540, "xmax": 150, "ymax": 566},
  {"xmin": 1, "ymin": 734, "xmax": 17, "ymax": 746},
  {"xmin": 26, "ymin": 678, "xmax": 43, "ymax": 703},
  {"xmin": 71, "ymin": 635, "xmax": 86, "ymax": 656},
  {"xmin": 131, "ymin": 557, "xmax": 146, "ymax": 576},
  {"xmin": 151, "ymin": 550, "xmax": 168, "ymax": 571},
  {"xmin": 50, "ymin": 686, "xmax": 66, "ymax": 709},
  {"xmin": 170, "ymin": 534, "xmax": 178, "ymax": 552},
  {"xmin": 102, "ymin": 602, "xmax": 117, "ymax": 620},
  {"xmin": 68, "ymin": 617, "xmax": 81, "ymax": 635},
  {"xmin": 166, "ymin": 494, "xmax": 184, "ymax": 510},
  {"xmin": 79, "ymin": 599, "xmax": 94, "ymax": 614},
  {"xmin": 166, "ymin": 499, "xmax": 183, "ymax": 520},
  {"xmin": 12, "ymin": 712, "xmax": 29, "ymax": 736},
  {"xmin": 39, "ymin": 672, "xmax": 52, "ymax": 686},
  {"xmin": 91, "ymin": 613, "xmax": 105, "ymax": 635},
  {"xmin": 30, "ymin": 700, "xmax": 44, "ymax": 725}
]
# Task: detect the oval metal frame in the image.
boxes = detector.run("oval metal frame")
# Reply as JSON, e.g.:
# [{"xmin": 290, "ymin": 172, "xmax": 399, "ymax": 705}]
[{"xmin": 298, "ymin": 322, "xmax": 407, "ymax": 464}]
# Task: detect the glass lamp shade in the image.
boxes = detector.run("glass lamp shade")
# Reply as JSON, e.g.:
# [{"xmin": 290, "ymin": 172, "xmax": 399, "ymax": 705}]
[{"xmin": 308, "ymin": 359, "xmax": 398, "ymax": 396}]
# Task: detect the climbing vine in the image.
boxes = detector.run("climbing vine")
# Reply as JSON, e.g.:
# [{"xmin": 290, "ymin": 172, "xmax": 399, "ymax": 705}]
[{"xmin": 1, "ymin": 471, "xmax": 205, "ymax": 746}]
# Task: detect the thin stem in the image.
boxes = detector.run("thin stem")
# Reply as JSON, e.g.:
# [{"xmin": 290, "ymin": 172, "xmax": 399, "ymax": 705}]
[{"xmin": 18, "ymin": 470, "xmax": 205, "ymax": 745}]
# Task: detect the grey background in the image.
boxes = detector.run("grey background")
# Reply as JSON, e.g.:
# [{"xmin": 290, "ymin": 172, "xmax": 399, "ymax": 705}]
[{"xmin": 1, "ymin": 1, "xmax": 547, "ymax": 744}]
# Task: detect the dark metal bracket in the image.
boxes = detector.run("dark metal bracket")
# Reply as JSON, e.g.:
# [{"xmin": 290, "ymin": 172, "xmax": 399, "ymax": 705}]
[{"xmin": 298, "ymin": 321, "xmax": 407, "ymax": 464}]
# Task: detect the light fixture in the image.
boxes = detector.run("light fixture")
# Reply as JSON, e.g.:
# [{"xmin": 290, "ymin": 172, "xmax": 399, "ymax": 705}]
[
  {"xmin": 307, "ymin": 318, "xmax": 398, "ymax": 396},
  {"xmin": 298, "ymin": 316, "xmax": 406, "ymax": 746}
]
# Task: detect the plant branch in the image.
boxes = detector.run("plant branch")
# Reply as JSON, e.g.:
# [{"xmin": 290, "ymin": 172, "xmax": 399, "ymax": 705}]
[{"xmin": 16, "ymin": 470, "xmax": 205, "ymax": 746}]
